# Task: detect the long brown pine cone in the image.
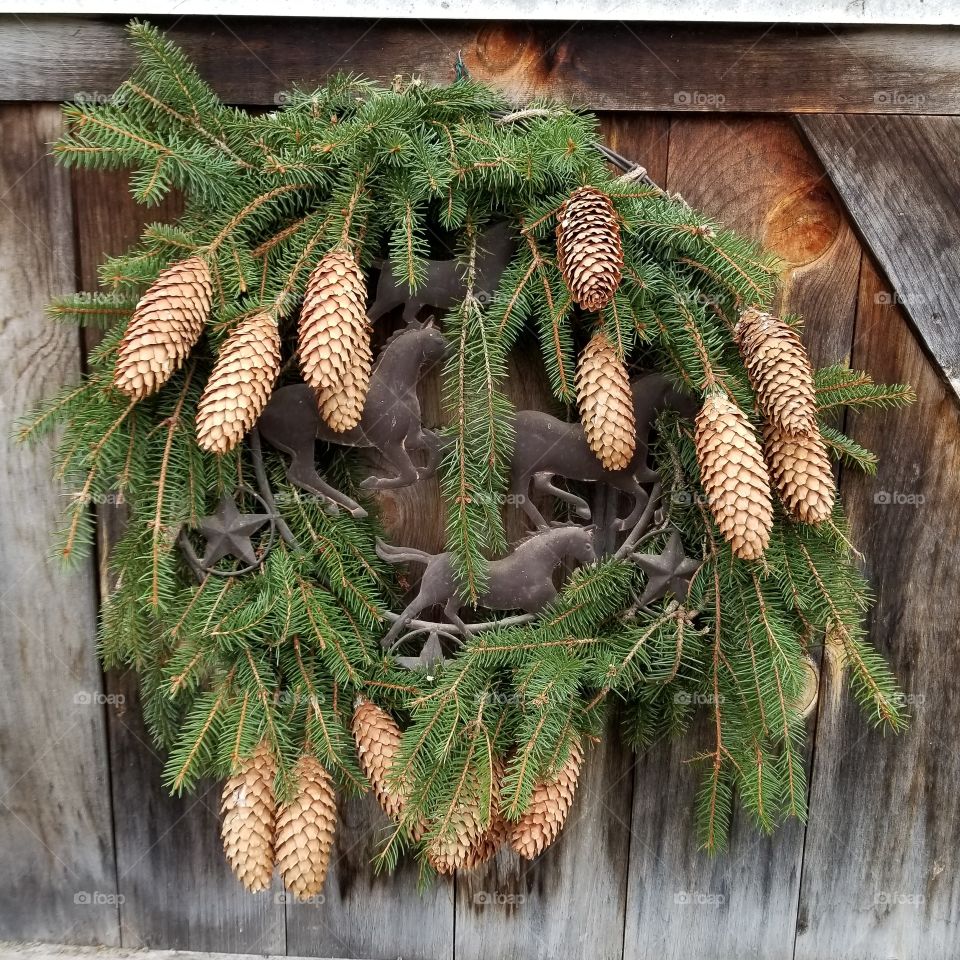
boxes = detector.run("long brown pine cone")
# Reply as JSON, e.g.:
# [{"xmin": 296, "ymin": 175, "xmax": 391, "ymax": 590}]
[
  {"xmin": 509, "ymin": 739, "xmax": 584, "ymax": 860},
  {"xmin": 196, "ymin": 313, "xmax": 281, "ymax": 454},
  {"xmin": 114, "ymin": 256, "xmax": 212, "ymax": 400},
  {"xmin": 275, "ymin": 755, "xmax": 338, "ymax": 901},
  {"xmin": 220, "ymin": 740, "xmax": 277, "ymax": 893},
  {"xmin": 556, "ymin": 186, "xmax": 623, "ymax": 312},
  {"xmin": 694, "ymin": 391, "xmax": 774, "ymax": 561},
  {"xmin": 575, "ymin": 331, "xmax": 636, "ymax": 471},
  {"xmin": 352, "ymin": 696, "xmax": 409, "ymax": 821},
  {"xmin": 298, "ymin": 249, "xmax": 372, "ymax": 433},
  {"xmin": 426, "ymin": 797, "xmax": 486, "ymax": 876},
  {"xmin": 735, "ymin": 307, "xmax": 818, "ymax": 436},
  {"xmin": 763, "ymin": 421, "xmax": 836, "ymax": 524},
  {"xmin": 461, "ymin": 758, "xmax": 508, "ymax": 871}
]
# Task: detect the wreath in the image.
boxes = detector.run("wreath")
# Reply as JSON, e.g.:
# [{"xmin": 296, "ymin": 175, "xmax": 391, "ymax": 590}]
[{"xmin": 21, "ymin": 22, "xmax": 915, "ymax": 898}]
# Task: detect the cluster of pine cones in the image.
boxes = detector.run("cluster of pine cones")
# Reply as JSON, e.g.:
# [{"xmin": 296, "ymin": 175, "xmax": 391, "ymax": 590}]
[
  {"xmin": 555, "ymin": 187, "xmax": 834, "ymax": 559},
  {"xmin": 221, "ymin": 745, "xmax": 336, "ymax": 898},
  {"xmin": 694, "ymin": 308, "xmax": 836, "ymax": 560},
  {"xmin": 352, "ymin": 697, "xmax": 582, "ymax": 873},
  {"xmin": 222, "ymin": 699, "xmax": 583, "ymax": 896},
  {"xmin": 112, "ymin": 249, "xmax": 372, "ymax": 453},
  {"xmin": 555, "ymin": 187, "xmax": 637, "ymax": 474}
]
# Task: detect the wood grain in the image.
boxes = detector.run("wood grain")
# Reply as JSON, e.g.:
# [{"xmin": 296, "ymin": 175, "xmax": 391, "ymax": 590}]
[
  {"xmin": 795, "ymin": 257, "xmax": 960, "ymax": 960},
  {"xmin": 800, "ymin": 114, "xmax": 960, "ymax": 401},
  {"xmin": 285, "ymin": 792, "xmax": 454, "ymax": 960},
  {"xmin": 0, "ymin": 105, "xmax": 118, "ymax": 945},
  {"xmin": 3, "ymin": 17, "xmax": 960, "ymax": 114},
  {"xmin": 71, "ymin": 167, "xmax": 287, "ymax": 953},
  {"xmin": 622, "ymin": 116, "xmax": 862, "ymax": 960}
]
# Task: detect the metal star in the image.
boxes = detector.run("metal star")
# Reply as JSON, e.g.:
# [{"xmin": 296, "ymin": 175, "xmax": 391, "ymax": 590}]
[
  {"xmin": 634, "ymin": 530, "xmax": 701, "ymax": 606},
  {"xmin": 395, "ymin": 631, "xmax": 447, "ymax": 674},
  {"xmin": 198, "ymin": 494, "xmax": 272, "ymax": 568}
]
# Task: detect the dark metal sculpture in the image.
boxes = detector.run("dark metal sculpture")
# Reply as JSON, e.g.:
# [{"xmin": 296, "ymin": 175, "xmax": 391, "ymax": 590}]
[
  {"xmin": 179, "ymin": 486, "xmax": 278, "ymax": 578},
  {"xmin": 508, "ymin": 373, "xmax": 694, "ymax": 531},
  {"xmin": 257, "ymin": 321, "xmax": 447, "ymax": 518},
  {"xmin": 632, "ymin": 530, "xmax": 701, "ymax": 606},
  {"xmin": 367, "ymin": 221, "xmax": 515, "ymax": 324},
  {"xmin": 377, "ymin": 524, "xmax": 597, "ymax": 647}
]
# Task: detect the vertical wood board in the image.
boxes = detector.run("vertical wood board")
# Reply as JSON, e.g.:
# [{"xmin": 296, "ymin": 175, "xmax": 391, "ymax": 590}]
[
  {"xmin": 794, "ymin": 258, "xmax": 960, "ymax": 960},
  {"xmin": 0, "ymin": 104, "xmax": 118, "ymax": 946}
]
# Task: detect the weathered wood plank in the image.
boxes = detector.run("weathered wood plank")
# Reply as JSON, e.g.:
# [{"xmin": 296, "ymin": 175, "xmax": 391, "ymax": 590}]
[
  {"xmin": 284, "ymin": 791, "xmax": 454, "ymax": 960},
  {"xmin": 3, "ymin": 17, "xmax": 960, "ymax": 114},
  {"xmin": 622, "ymin": 116, "xmax": 862, "ymax": 960},
  {"xmin": 795, "ymin": 257, "xmax": 960, "ymax": 960},
  {"xmin": 70, "ymin": 167, "xmax": 287, "ymax": 953},
  {"xmin": 800, "ymin": 114, "xmax": 960, "ymax": 403},
  {"xmin": 0, "ymin": 945, "xmax": 354, "ymax": 960},
  {"xmin": 0, "ymin": 105, "xmax": 118, "ymax": 945}
]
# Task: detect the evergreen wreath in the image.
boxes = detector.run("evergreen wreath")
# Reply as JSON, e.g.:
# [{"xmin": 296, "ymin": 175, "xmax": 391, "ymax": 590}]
[{"xmin": 20, "ymin": 22, "xmax": 916, "ymax": 897}]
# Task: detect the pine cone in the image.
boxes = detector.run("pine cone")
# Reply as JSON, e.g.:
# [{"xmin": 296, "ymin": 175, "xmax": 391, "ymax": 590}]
[
  {"xmin": 735, "ymin": 308, "xmax": 817, "ymax": 436},
  {"xmin": 509, "ymin": 739, "xmax": 583, "ymax": 860},
  {"xmin": 426, "ymin": 799, "xmax": 485, "ymax": 875},
  {"xmin": 275, "ymin": 755, "xmax": 338, "ymax": 901},
  {"xmin": 461, "ymin": 759, "xmax": 508, "ymax": 871},
  {"xmin": 114, "ymin": 256, "xmax": 212, "ymax": 399},
  {"xmin": 556, "ymin": 186, "xmax": 623, "ymax": 312},
  {"xmin": 220, "ymin": 741, "xmax": 276, "ymax": 893},
  {"xmin": 196, "ymin": 313, "xmax": 281, "ymax": 454},
  {"xmin": 763, "ymin": 421, "xmax": 836, "ymax": 524},
  {"xmin": 352, "ymin": 696, "xmax": 408, "ymax": 822},
  {"xmin": 694, "ymin": 391, "xmax": 774, "ymax": 561},
  {"xmin": 575, "ymin": 331, "xmax": 636, "ymax": 471},
  {"xmin": 298, "ymin": 250, "xmax": 372, "ymax": 432}
]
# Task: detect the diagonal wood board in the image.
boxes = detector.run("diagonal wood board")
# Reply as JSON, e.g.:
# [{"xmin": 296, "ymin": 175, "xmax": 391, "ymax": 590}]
[{"xmin": 800, "ymin": 114, "xmax": 960, "ymax": 404}]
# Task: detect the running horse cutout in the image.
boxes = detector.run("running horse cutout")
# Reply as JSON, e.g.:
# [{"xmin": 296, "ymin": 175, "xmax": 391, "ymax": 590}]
[
  {"xmin": 257, "ymin": 322, "xmax": 447, "ymax": 519},
  {"xmin": 509, "ymin": 373, "xmax": 695, "ymax": 531},
  {"xmin": 377, "ymin": 525, "xmax": 596, "ymax": 646}
]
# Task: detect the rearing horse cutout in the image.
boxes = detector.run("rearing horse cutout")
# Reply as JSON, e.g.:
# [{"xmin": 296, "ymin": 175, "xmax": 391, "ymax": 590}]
[{"xmin": 258, "ymin": 322, "xmax": 447, "ymax": 518}]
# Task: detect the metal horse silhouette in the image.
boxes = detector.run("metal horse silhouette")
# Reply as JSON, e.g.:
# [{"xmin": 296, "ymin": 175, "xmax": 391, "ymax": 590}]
[
  {"xmin": 367, "ymin": 221, "xmax": 515, "ymax": 324},
  {"xmin": 258, "ymin": 322, "xmax": 447, "ymax": 518},
  {"xmin": 509, "ymin": 372, "xmax": 693, "ymax": 531},
  {"xmin": 377, "ymin": 524, "xmax": 597, "ymax": 646}
]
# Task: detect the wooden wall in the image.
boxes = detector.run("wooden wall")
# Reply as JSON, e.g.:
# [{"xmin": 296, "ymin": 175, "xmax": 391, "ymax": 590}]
[{"xmin": 1, "ymin": 16, "xmax": 958, "ymax": 960}]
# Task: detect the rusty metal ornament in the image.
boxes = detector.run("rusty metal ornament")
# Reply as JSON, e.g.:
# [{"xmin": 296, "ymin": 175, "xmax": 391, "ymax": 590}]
[
  {"xmin": 509, "ymin": 373, "xmax": 697, "ymax": 531},
  {"xmin": 180, "ymin": 486, "xmax": 278, "ymax": 578},
  {"xmin": 377, "ymin": 525, "xmax": 597, "ymax": 650},
  {"xmin": 258, "ymin": 321, "xmax": 447, "ymax": 517},
  {"xmin": 632, "ymin": 529, "xmax": 701, "ymax": 606}
]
